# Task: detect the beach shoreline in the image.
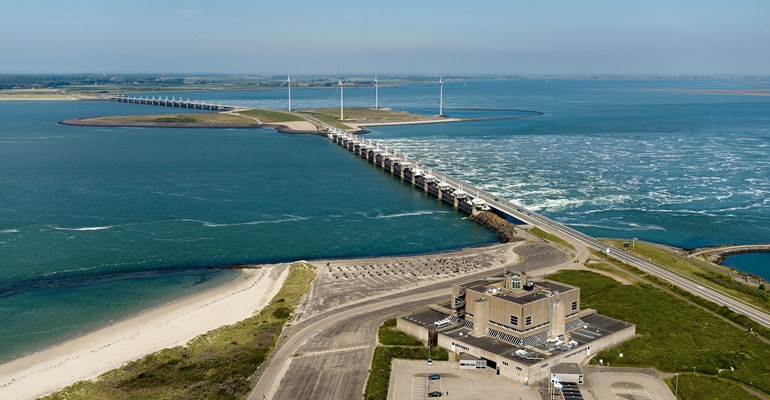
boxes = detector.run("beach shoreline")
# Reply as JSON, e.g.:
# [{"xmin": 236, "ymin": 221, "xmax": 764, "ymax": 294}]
[{"xmin": 0, "ymin": 265, "xmax": 289, "ymax": 400}]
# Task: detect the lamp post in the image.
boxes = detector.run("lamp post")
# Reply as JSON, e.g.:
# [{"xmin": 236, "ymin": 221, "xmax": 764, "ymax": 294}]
[{"xmin": 674, "ymin": 373, "xmax": 679, "ymax": 398}]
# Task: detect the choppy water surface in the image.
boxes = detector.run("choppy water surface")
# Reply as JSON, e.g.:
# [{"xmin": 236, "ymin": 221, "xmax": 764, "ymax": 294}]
[
  {"xmin": 365, "ymin": 79, "xmax": 770, "ymax": 278},
  {"xmin": 2, "ymin": 78, "xmax": 769, "ymax": 361}
]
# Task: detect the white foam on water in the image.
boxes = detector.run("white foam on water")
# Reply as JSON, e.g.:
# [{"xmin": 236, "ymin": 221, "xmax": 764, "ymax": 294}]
[
  {"xmin": 371, "ymin": 210, "xmax": 436, "ymax": 219},
  {"xmin": 52, "ymin": 226, "xmax": 113, "ymax": 231}
]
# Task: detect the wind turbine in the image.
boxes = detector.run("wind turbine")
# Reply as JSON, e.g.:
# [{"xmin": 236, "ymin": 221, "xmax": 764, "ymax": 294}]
[
  {"xmin": 278, "ymin": 72, "xmax": 292, "ymax": 111},
  {"xmin": 374, "ymin": 75, "xmax": 379, "ymax": 110},
  {"xmin": 338, "ymin": 76, "xmax": 344, "ymax": 120},
  {"xmin": 438, "ymin": 74, "xmax": 444, "ymax": 117}
]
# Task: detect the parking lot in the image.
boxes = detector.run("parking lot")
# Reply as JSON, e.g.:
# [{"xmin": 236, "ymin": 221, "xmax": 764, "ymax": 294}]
[{"xmin": 388, "ymin": 361, "xmax": 541, "ymax": 400}]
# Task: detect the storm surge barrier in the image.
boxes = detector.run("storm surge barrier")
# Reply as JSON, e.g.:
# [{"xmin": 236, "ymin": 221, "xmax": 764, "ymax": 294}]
[
  {"xmin": 108, "ymin": 94, "xmax": 235, "ymax": 111},
  {"xmin": 326, "ymin": 127, "xmax": 770, "ymax": 330}
]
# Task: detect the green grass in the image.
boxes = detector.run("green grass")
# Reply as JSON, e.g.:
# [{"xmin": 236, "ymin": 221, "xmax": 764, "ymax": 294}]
[
  {"xmin": 378, "ymin": 318, "xmax": 424, "ymax": 346},
  {"xmin": 667, "ymin": 374, "xmax": 757, "ymax": 400},
  {"xmin": 42, "ymin": 262, "xmax": 316, "ymax": 400},
  {"xmin": 301, "ymin": 107, "xmax": 436, "ymax": 131},
  {"xmin": 365, "ymin": 346, "xmax": 448, "ymax": 400},
  {"xmin": 300, "ymin": 110, "xmax": 352, "ymax": 130},
  {"xmin": 547, "ymin": 270, "xmax": 770, "ymax": 398},
  {"xmin": 311, "ymin": 107, "xmax": 435, "ymax": 122},
  {"xmin": 94, "ymin": 113, "xmax": 258, "ymax": 125},
  {"xmin": 529, "ymin": 227, "xmax": 575, "ymax": 251},
  {"xmin": 601, "ymin": 239, "xmax": 769, "ymax": 312},
  {"xmin": 364, "ymin": 318, "xmax": 449, "ymax": 400},
  {"xmin": 235, "ymin": 109, "xmax": 306, "ymax": 123}
]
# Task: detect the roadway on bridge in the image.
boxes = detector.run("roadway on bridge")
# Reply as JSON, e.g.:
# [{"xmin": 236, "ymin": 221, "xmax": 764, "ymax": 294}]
[{"xmin": 330, "ymin": 129, "xmax": 770, "ymax": 329}]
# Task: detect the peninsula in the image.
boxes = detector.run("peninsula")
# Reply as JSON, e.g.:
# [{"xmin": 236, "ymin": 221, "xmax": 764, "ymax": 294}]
[{"xmin": 59, "ymin": 107, "xmax": 463, "ymax": 134}]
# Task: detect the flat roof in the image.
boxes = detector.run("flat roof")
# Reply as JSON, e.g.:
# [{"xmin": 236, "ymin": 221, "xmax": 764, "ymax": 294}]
[
  {"xmin": 401, "ymin": 309, "xmax": 451, "ymax": 329},
  {"xmin": 402, "ymin": 311, "xmax": 634, "ymax": 367},
  {"xmin": 551, "ymin": 362, "xmax": 583, "ymax": 375},
  {"xmin": 458, "ymin": 277, "xmax": 577, "ymax": 305}
]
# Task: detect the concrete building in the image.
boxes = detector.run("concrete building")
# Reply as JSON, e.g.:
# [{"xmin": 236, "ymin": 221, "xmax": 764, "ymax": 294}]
[{"xmin": 397, "ymin": 272, "xmax": 635, "ymax": 385}]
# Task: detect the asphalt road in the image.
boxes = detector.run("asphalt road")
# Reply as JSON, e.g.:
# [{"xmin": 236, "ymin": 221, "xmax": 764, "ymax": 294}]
[
  {"xmin": 332, "ymin": 128, "xmax": 770, "ymax": 329},
  {"xmin": 246, "ymin": 262, "xmax": 557, "ymax": 400},
  {"xmin": 429, "ymin": 165, "xmax": 770, "ymax": 329}
]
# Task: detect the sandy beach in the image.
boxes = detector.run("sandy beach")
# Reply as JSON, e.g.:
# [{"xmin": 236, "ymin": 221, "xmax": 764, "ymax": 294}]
[
  {"xmin": 343, "ymin": 117, "xmax": 463, "ymax": 130},
  {"xmin": 0, "ymin": 265, "xmax": 288, "ymax": 400}
]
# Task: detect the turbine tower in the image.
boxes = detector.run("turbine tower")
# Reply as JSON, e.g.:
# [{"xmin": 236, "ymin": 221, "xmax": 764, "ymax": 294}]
[
  {"xmin": 287, "ymin": 72, "xmax": 292, "ymax": 111},
  {"xmin": 374, "ymin": 75, "xmax": 379, "ymax": 110},
  {"xmin": 339, "ymin": 77, "xmax": 344, "ymax": 120},
  {"xmin": 439, "ymin": 74, "xmax": 444, "ymax": 117},
  {"xmin": 278, "ymin": 73, "xmax": 292, "ymax": 111}
]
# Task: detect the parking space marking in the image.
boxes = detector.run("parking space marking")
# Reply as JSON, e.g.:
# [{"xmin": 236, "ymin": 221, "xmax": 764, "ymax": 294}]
[
  {"xmin": 611, "ymin": 385, "xmax": 653, "ymax": 400},
  {"xmin": 411, "ymin": 376, "xmax": 428, "ymax": 400}
]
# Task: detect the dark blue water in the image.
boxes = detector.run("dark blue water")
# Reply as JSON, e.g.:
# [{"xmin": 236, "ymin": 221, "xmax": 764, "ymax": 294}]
[
  {"xmin": 722, "ymin": 253, "xmax": 770, "ymax": 279},
  {"xmin": 364, "ymin": 79, "xmax": 770, "ymax": 279},
  {"xmin": 0, "ymin": 100, "xmax": 495, "ymax": 362},
  {"xmin": 2, "ymin": 78, "xmax": 769, "ymax": 362}
]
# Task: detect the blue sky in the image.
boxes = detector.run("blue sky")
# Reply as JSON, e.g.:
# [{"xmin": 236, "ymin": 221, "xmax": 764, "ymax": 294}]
[{"xmin": 2, "ymin": 0, "xmax": 769, "ymax": 74}]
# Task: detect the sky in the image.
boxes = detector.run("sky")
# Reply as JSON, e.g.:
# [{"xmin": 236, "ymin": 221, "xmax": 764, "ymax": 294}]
[{"xmin": 2, "ymin": 0, "xmax": 769, "ymax": 75}]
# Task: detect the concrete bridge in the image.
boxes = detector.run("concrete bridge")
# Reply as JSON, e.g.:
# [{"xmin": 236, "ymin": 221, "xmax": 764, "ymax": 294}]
[
  {"xmin": 326, "ymin": 127, "xmax": 770, "ymax": 329},
  {"xmin": 108, "ymin": 94, "xmax": 235, "ymax": 111}
]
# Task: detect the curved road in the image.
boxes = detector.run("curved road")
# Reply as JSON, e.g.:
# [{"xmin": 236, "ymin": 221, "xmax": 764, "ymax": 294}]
[{"xmin": 247, "ymin": 261, "xmax": 561, "ymax": 400}]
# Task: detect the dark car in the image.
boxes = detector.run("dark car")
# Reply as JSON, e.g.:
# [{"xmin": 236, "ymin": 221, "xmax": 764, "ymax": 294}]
[
  {"xmin": 428, "ymin": 391, "xmax": 443, "ymax": 398},
  {"xmin": 428, "ymin": 374, "xmax": 441, "ymax": 381}
]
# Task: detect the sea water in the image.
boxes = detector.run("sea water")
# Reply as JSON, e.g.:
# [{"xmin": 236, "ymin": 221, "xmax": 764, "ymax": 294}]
[
  {"xmin": 0, "ymin": 100, "xmax": 495, "ymax": 362},
  {"xmin": 2, "ymin": 78, "xmax": 769, "ymax": 361},
  {"xmin": 364, "ymin": 79, "xmax": 770, "ymax": 279}
]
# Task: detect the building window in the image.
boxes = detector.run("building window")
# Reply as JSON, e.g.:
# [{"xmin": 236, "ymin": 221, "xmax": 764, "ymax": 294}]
[
  {"xmin": 572, "ymin": 301, "xmax": 578, "ymax": 311},
  {"xmin": 511, "ymin": 275, "xmax": 521, "ymax": 289},
  {"xmin": 510, "ymin": 315, "xmax": 519, "ymax": 325},
  {"xmin": 525, "ymin": 315, "xmax": 532, "ymax": 326}
]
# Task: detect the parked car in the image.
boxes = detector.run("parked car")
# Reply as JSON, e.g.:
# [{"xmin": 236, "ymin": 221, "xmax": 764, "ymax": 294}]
[
  {"xmin": 428, "ymin": 391, "xmax": 443, "ymax": 398},
  {"xmin": 428, "ymin": 374, "xmax": 441, "ymax": 381}
]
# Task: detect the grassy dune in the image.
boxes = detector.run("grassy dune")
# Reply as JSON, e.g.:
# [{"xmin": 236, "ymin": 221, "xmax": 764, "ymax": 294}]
[
  {"xmin": 43, "ymin": 263, "xmax": 316, "ymax": 400},
  {"xmin": 93, "ymin": 112, "xmax": 259, "ymax": 125}
]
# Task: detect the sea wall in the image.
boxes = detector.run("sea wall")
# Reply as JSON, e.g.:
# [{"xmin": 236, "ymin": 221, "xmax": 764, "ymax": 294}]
[{"xmin": 471, "ymin": 211, "xmax": 525, "ymax": 243}]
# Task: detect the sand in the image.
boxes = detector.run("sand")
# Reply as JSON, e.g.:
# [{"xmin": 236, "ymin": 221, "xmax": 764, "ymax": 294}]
[
  {"xmin": 272, "ymin": 120, "xmax": 317, "ymax": 131},
  {"xmin": 344, "ymin": 117, "xmax": 463, "ymax": 130},
  {"xmin": 0, "ymin": 265, "xmax": 288, "ymax": 400}
]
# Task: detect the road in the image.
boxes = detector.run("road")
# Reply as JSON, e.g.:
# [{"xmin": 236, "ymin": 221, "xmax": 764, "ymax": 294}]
[
  {"xmin": 246, "ymin": 259, "xmax": 567, "ymax": 400},
  {"xmin": 328, "ymin": 129, "xmax": 770, "ymax": 329},
  {"xmin": 437, "ymin": 171, "xmax": 770, "ymax": 329}
]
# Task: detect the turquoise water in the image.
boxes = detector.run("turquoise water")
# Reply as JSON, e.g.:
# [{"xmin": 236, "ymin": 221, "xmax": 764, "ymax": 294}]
[
  {"xmin": 722, "ymin": 253, "xmax": 770, "ymax": 279},
  {"xmin": 0, "ymin": 100, "xmax": 495, "ymax": 362},
  {"xmin": 2, "ymin": 78, "xmax": 769, "ymax": 362}
]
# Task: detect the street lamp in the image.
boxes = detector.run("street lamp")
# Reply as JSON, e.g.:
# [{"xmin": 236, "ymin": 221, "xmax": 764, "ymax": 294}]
[{"xmin": 675, "ymin": 373, "xmax": 681, "ymax": 396}]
